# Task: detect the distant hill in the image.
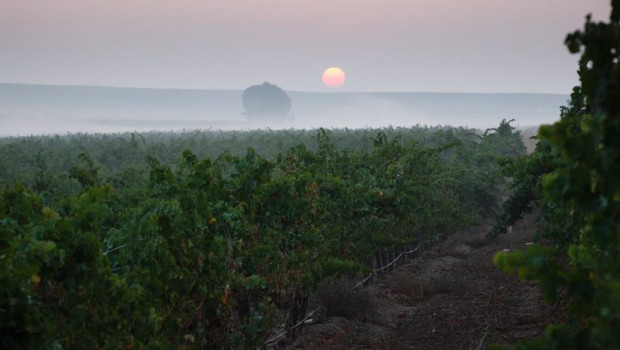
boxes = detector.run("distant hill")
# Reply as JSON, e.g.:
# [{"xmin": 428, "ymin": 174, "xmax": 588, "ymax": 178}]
[
  {"xmin": 0, "ymin": 83, "xmax": 568, "ymax": 136},
  {"xmin": 289, "ymin": 91, "xmax": 567, "ymax": 129}
]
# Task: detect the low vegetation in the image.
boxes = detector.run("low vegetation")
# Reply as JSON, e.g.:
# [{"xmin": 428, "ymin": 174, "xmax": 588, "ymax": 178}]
[
  {"xmin": 0, "ymin": 122, "xmax": 524, "ymax": 348},
  {"xmin": 2, "ymin": 3, "xmax": 617, "ymax": 348}
]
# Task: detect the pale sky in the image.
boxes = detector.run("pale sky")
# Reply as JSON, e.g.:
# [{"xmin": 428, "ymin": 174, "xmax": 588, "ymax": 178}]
[{"xmin": 0, "ymin": 0, "xmax": 611, "ymax": 93}]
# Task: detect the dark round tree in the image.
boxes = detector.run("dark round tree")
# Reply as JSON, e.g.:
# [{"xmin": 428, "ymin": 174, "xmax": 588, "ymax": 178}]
[{"xmin": 242, "ymin": 82, "xmax": 292, "ymax": 120}]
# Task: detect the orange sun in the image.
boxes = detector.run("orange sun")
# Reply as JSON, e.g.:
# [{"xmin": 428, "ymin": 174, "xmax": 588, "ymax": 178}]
[{"xmin": 322, "ymin": 67, "xmax": 345, "ymax": 88}]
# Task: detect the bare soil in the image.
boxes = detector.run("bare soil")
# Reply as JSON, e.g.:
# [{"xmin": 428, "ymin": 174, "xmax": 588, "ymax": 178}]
[{"xmin": 283, "ymin": 213, "xmax": 565, "ymax": 349}]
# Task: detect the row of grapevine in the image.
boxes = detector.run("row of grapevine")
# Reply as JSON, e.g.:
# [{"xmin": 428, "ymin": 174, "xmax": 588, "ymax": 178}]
[
  {"xmin": 492, "ymin": 3, "xmax": 620, "ymax": 349},
  {"xmin": 1, "ymin": 124, "xmax": 525, "ymax": 348},
  {"xmin": 0, "ymin": 126, "xmax": 496, "ymax": 206}
]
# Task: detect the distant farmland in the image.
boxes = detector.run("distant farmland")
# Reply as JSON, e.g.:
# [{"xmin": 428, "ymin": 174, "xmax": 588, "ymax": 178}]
[{"xmin": 0, "ymin": 83, "xmax": 567, "ymax": 136}]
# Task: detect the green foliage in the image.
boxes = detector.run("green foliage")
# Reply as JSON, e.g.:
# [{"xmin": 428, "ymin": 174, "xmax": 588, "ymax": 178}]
[
  {"xmin": 69, "ymin": 153, "xmax": 101, "ymax": 188},
  {"xmin": 489, "ymin": 137, "xmax": 557, "ymax": 238},
  {"xmin": 0, "ymin": 184, "xmax": 149, "ymax": 349},
  {"xmin": 493, "ymin": 3, "xmax": 620, "ymax": 348},
  {"xmin": 483, "ymin": 119, "xmax": 527, "ymax": 158},
  {"xmin": 0, "ymin": 123, "xmax": 521, "ymax": 348}
]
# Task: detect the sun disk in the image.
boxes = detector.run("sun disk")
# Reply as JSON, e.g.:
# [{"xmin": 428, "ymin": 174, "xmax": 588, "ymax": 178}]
[{"xmin": 322, "ymin": 67, "xmax": 346, "ymax": 88}]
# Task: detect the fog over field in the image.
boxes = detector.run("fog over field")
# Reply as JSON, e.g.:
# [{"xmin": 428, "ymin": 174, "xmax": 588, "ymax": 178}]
[
  {"xmin": 3, "ymin": 1, "xmax": 620, "ymax": 348},
  {"xmin": 1, "ymin": 1, "xmax": 609, "ymax": 136},
  {"xmin": 0, "ymin": 83, "xmax": 567, "ymax": 136}
]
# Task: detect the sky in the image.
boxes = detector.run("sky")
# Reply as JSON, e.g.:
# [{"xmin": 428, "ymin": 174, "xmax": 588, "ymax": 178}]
[{"xmin": 0, "ymin": 0, "xmax": 612, "ymax": 93}]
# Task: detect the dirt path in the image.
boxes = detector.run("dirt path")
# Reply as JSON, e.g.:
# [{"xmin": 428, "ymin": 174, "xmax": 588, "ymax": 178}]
[{"xmin": 287, "ymin": 213, "xmax": 564, "ymax": 349}]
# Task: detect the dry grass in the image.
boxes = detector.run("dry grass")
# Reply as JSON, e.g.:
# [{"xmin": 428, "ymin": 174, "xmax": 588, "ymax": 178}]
[
  {"xmin": 390, "ymin": 273, "xmax": 465, "ymax": 306},
  {"xmin": 434, "ymin": 242, "xmax": 472, "ymax": 259},
  {"xmin": 465, "ymin": 235, "xmax": 491, "ymax": 249},
  {"xmin": 317, "ymin": 279, "xmax": 377, "ymax": 321}
]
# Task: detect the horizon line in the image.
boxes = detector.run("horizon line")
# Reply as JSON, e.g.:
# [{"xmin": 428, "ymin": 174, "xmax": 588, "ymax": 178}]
[{"xmin": 0, "ymin": 81, "xmax": 570, "ymax": 96}]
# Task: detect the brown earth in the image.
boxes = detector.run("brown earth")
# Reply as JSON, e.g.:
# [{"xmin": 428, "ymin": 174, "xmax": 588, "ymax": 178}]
[{"xmin": 280, "ymin": 213, "xmax": 565, "ymax": 349}]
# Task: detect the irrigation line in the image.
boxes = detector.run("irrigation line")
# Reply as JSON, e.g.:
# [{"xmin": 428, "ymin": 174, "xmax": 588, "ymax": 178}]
[
  {"xmin": 263, "ymin": 307, "xmax": 321, "ymax": 347},
  {"xmin": 263, "ymin": 237, "xmax": 436, "ymax": 348},
  {"xmin": 354, "ymin": 242, "xmax": 423, "ymax": 289},
  {"xmin": 103, "ymin": 244, "xmax": 126, "ymax": 255}
]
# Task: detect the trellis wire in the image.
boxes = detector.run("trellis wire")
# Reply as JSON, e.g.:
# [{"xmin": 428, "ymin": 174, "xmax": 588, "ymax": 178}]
[
  {"xmin": 353, "ymin": 241, "xmax": 423, "ymax": 289},
  {"xmin": 263, "ymin": 307, "xmax": 321, "ymax": 347},
  {"xmin": 263, "ymin": 236, "xmax": 436, "ymax": 348}
]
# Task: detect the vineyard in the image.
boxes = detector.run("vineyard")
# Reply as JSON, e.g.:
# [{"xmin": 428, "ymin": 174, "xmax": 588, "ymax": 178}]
[
  {"xmin": 2, "ymin": 3, "xmax": 620, "ymax": 349},
  {"xmin": 0, "ymin": 123, "xmax": 525, "ymax": 348}
]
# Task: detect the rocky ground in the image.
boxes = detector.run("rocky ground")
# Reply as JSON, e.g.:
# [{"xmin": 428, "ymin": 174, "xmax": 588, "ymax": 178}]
[{"xmin": 277, "ymin": 213, "xmax": 565, "ymax": 349}]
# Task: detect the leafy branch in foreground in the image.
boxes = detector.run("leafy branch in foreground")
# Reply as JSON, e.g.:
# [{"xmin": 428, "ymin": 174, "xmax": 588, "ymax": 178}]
[{"xmin": 493, "ymin": 3, "xmax": 620, "ymax": 348}]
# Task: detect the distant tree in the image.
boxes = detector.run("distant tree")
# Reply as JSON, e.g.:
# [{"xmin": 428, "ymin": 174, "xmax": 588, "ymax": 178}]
[{"xmin": 242, "ymin": 82, "xmax": 292, "ymax": 120}]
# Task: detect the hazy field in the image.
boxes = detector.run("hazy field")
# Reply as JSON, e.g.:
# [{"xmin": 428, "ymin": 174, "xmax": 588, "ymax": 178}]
[{"xmin": 0, "ymin": 83, "xmax": 567, "ymax": 136}]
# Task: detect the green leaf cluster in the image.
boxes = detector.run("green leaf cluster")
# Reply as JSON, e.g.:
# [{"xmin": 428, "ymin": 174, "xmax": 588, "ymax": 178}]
[
  {"xmin": 1, "ymin": 123, "xmax": 524, "ymax": 348},
  {"xmin": 493, "ymin": 3, "xmax": 620, "ymax": 348}
]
